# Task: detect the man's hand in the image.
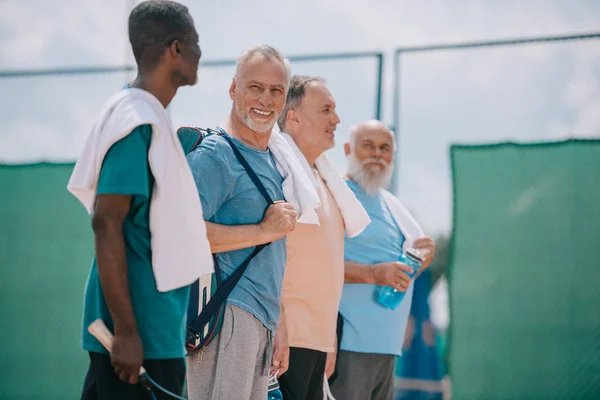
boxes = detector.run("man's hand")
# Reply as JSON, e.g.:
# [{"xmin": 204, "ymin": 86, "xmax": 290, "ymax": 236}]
[
  {"xmin": 111, "ymin": 331, "xmax": 144, "ymax": 384},
  {"xmin": 271, "ymin": 316, "xmax": 290, "ymax": 378},
  {"xmin": 372, "ymin": 262, "xmax": 413, "ymax": 291},
  {"xmin": 260, "ymin": 201, "xmax": 297, "ymax": 241},
  {"xmin": 325, "ymin": 349, "xmax": 337, "ymax": 379},
  {"xmin": 413, "ymin": 237, "xmax": 436, "ymax": 268}
]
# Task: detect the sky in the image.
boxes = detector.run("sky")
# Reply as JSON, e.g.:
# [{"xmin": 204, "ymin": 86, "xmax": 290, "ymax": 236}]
[{"xmin": 2, "ymin": 0, "xmax": 600, "ymax": 329}]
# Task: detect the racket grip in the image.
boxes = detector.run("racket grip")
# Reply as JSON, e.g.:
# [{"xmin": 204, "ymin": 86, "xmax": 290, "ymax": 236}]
[{"xmin": 88, "ymin": 319, "xmax": 147, "ymax": 375}]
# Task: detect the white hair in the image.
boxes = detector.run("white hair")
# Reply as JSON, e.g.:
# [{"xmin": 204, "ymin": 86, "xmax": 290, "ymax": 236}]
[
  {"xmin": 347, "ymin": 120, "xmax": 396, "ymax": 152},
  {"xmin": 348, "ymin": 124, "xmax": 360, "ymax": 150},
  {"xmin": 233, "ymin": 44, "xmax": 292, "ymax": 83}
]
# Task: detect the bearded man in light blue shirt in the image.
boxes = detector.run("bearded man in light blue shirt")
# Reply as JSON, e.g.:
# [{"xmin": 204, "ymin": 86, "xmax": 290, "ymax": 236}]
[{"xmin": 329, "ymin": 120, "xmax": 436, "ymax": 400}]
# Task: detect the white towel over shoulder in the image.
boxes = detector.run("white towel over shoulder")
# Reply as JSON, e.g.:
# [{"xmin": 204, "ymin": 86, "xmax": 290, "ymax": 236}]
[
  {"xmin": 268, "ymin": 131, "xmax": 321, "ymax": 224},
  {"xmin": 380, "ymin": 189, "xmax": 425, "ymax": 249},
  {"xmin": 279, "ymin": 131, "xmax": 371, "ymax": 238},
  {"xmin": 67, "ymin": 88, "xmax": 213, "ymax": 292}
]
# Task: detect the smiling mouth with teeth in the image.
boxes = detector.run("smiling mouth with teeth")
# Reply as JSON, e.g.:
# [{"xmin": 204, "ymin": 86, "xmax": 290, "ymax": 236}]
[{"xmin": 252, "ymin": 108, "xmax": 272, "ymax": 117}]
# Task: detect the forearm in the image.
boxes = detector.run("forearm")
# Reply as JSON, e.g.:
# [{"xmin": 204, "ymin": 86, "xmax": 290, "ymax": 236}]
[
  {"xmin": 344, "ymin": 260, "xmax": 376, "ymax": 284},
  {"xmin": 93, "ymin": 220, "xmax": 137, "ymax": 335},
  {"xmin": 206, "ymin": 222, "xmax": 274, "ymax": 253},
  {"xmin": 278, "ymin": 302, "xmax": 287, "ymax": 332}
]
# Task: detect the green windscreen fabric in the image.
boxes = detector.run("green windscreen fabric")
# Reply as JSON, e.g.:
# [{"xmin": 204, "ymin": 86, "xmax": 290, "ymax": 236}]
[
  {"xmin": 448, "ymin": 140, "xmax": 600, "ymax": 399},
  {"xmin": 0, "ymin": 163, "xmax": 92, "ymax": 399}
]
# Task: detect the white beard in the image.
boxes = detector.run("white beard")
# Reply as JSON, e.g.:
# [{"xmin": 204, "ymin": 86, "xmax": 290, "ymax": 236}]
[{"xmin": 347, "ymin": 154, "xmax": 393, "ymax": 196}]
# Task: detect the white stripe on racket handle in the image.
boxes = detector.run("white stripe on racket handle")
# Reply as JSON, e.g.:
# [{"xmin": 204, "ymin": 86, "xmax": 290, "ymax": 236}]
[{"xmin": 88, "ymin": 319, "xmax": 147, "ymax": 375}]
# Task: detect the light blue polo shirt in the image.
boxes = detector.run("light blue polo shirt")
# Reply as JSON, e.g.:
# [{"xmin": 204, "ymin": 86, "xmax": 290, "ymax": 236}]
[{"xmin": 339, "ymin": 179, "xmax": 414, "ymax": 356}]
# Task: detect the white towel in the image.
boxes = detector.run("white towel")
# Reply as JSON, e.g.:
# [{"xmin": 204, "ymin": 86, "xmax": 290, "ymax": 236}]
[
  {"xmin": 67, "ymin": 88, "xmax": 214, "ymax": 292},
  {"xmin": 268, "ymin": 131, "xmax": 321, "ymax": 224},
  {"xmin": 280, "ymin": 132, "xmax": 371, "ymax": 238},
  {"xmin": 380, "ymin": 189, "xmax": 425, "ymax": 249}
]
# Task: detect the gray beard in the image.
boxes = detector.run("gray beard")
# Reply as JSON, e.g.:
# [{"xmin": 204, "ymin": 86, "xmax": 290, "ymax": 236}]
[
  {"xmin": 347, "ymin": 154, "xmax": 393, "ymax": 196},
  {"xmin": 236, "ymin": 105, "xmax": 276, "ymax": 133}
]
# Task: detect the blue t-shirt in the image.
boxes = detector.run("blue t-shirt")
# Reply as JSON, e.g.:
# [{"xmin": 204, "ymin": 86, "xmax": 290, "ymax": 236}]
[
  {"xmin": 339, "ymin": 179, "xmax": 414, "ymax": 356},
  {"xmin": 186, "ymin": 132, "xmax": 286, "ymax": 331},
  {"xmin": 82, "ymin": 125, "xmax": 191, "ymax": 359}
]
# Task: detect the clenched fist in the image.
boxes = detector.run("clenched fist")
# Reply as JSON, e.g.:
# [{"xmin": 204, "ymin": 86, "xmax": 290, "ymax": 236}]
[
  {"xmin": 111, "ymin": 331, "xmax": 144, "ymax": 384},
  {"xmin": 259, "ymin": 201, "xmax": 297, "ymax": 241}
]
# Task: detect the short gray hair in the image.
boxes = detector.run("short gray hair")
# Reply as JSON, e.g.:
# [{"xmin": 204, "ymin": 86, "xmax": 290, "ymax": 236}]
[
  {"xmin": 277, "ymin": 75, "xmax": 326, "ymax": 131},
  {"xmin": 233, "ymin": 44, "xmax": 291, "ymax": 83}
]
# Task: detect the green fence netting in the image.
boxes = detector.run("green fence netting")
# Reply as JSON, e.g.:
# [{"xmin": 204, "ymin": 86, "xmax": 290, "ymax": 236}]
[
  {"xmin": 2, "ymin": 139, "xmax": 600, "ymax": 399},
  {"xmin": 0, "ymin": 163, "xmax": 91, "ymax": 399},
  {"xmin": 448, "ymin": 140, "xmax": 600, "ymax": 399}
]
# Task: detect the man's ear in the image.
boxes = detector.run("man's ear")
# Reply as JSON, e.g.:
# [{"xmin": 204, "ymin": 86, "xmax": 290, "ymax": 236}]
[
  {"xmin": 344, "ymin": 142, "xmax": 351, "ymax": 156},
  {"xmin": 229, "ymin": 79, "xmax": 236, "ymax": 101},
  {"xmin": 287, "ymin": 109, "xmax": 300, "ymax": 127},
  {"xmin": 168, "ymin": 40, "xmax": 182, "ymax": 59}
]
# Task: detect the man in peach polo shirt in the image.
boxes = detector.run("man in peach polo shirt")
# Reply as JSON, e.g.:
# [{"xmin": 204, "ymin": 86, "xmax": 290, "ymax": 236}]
[{"xmin": 273, "ymin": 75, "xmax": 347, "ymax": 400}]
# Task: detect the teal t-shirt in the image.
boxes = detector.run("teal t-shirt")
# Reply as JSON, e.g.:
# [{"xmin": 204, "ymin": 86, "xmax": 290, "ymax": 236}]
[{"xmin": 81, "ymin": 125, "xmax": 190, "ymax": 359}]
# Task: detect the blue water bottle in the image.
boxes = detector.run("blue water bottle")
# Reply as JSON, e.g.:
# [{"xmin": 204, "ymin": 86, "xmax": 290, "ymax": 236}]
[
  {"xmin": 268, "ymin": 375, "xmax": 283, "ymax": 400},
  {"xmin": 375, "ymin": 249, "xmax": 423, "ymax": 310}
]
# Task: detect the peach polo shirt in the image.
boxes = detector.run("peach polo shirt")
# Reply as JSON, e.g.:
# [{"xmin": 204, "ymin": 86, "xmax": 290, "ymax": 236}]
[{"xmin": 282, "ymin": 168, "xmax": 345, "ymax": 353}]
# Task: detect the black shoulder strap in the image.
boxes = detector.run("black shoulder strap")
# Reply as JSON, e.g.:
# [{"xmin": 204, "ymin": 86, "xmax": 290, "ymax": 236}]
[
  {"xmin": 219, "ymin": 133, "xmax": 273, "ymax": 205},
  {"xmin": 188, "ymin": 128, "xmax": 275, "ymax": 339},
  {"xmin": 189, "ymin": 245, "xmax": 265, "ymax": 336}
]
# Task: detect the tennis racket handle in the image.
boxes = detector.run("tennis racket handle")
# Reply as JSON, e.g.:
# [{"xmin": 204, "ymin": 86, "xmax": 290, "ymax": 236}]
[{"xmin": 88, "ymin": 319, "xmax": 147, "ymax": 375}]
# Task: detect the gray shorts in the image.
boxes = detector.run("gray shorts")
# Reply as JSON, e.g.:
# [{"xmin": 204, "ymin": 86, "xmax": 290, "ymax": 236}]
[
  {"xmin": 329, "ymin": 350, "xmax": 395, "ymax": 400},
  {"xmin": 186, "ymin": 304, "xmax": 272, "ymax": 400}
]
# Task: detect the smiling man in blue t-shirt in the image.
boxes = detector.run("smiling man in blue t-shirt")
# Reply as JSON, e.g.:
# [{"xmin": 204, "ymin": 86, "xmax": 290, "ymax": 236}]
[
  {"xmin": 185, "ymin": 45, "xmax": 297, "ymax": 400},
  {"xmin": 329, "ymin": 120, "xmax": 436, "ymax": 400}
]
